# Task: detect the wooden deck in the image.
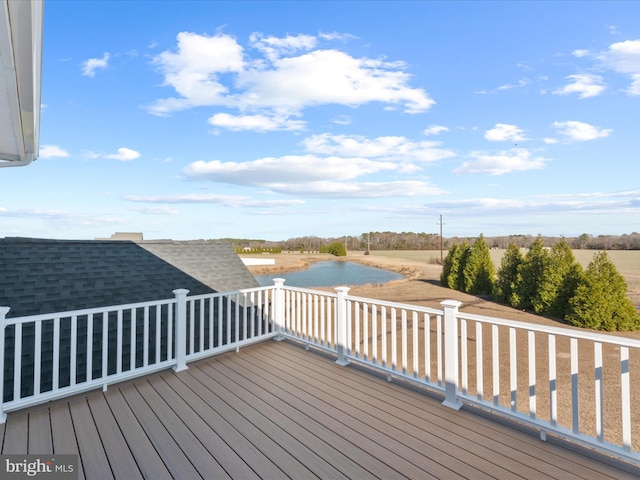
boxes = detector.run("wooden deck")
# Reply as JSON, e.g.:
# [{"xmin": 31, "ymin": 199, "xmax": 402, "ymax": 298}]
[{"xmin": 1, "ymin": 339, "xmax": 638, "ymax": 479}]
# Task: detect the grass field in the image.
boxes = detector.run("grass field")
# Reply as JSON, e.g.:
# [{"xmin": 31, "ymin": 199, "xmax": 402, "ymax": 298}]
[{"xmin": 368, "ymin": 249, "xmax": 640, "ymax": 294}]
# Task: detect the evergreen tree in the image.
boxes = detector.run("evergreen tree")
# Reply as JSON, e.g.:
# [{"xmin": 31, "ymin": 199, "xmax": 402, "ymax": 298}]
[
  {"xmin": 514, "ymin": 237, "xmax": 551, "ymax": 312},
  {"xmin": 441, "ymin": 242, "xmax": 466, "ymax": 289},
  {"xmin": 493, "ymin": 243, "xmax": 523, "ymax": 305},
  {"xmin": 567, "ymin": 252, "xmax": 640, "ymax": 331},
  {"xmin": 462, "ymin": 235, "xmax": 495, "ymax": 295},
  {"xmin": 546, "ymin": 239, "xmax": 581, "ymax": 318}
]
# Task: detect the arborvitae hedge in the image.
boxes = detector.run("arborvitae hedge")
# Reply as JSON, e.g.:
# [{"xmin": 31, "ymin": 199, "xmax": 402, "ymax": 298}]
[
  {"xmin": 443, "ymin": 237, "xmax": 640, "ymax": 331},
  {"xmin": 567, "ymin": 252, "xmax": 640, "ymax": 331}
]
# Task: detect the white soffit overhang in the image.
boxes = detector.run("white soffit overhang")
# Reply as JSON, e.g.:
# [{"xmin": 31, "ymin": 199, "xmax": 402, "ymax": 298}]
[{"xmin": 0, "ymin": 0, "xmax": 43, "ymax": 168}]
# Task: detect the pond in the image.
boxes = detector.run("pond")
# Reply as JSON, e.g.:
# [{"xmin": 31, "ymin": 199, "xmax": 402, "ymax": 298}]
[{"xmin": 254, "ymin": 260, "xmax": 404, "ymax": 288}]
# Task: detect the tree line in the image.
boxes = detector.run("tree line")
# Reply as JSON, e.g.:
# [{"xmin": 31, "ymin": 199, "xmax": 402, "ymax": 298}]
[
  {"xmin": 225, "ymin": 231, "xmax": 640, "ymax": 252},
  {"xmin": 441, "ymin": 235, "xmax": 640, "ymax": 331}
]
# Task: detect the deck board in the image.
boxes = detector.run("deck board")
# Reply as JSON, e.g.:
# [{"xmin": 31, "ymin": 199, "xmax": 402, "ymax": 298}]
[
  {"xmin": 68, "ymin": 397, "xmax": 114, "ymax": 479},
  {"xmin": 264, "ymin": 342, "xmax": 627, "ymax": 480},
  {"xmin": 49, "ymin": 402, "xmax": 85, "ymax": 479},
  {"xmin": 103, "ymin": 388, "xmax": 173, "ymax": 480},
  {"xmin": 243, "ymin": 345, "xmax": 513, "ymax": 479},
  {"xmin": 1, "ymin": 339, "xmax": 638, "ymax": 479}
]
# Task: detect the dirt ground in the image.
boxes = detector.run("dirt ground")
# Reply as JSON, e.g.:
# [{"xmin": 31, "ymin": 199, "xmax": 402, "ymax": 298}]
[{"xmin": 245, "ymin": 251, "xmax": 640, "ymax": 452}]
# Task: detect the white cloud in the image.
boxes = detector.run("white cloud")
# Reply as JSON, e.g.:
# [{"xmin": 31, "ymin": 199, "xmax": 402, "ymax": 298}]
[
  {"xmin": 553, "ymin": 74, "xmax": 605, "ymax": 99},
  {"xmin": 208, "ymin": 112, "xmax": 305, "ymax": 131},
  {"xmin": 543, "ymin": 137, "xmax": 558, "ymax": 144},
  {"xmin": 423, "ymin": 125, "xmax": 449, "ymax": 136},
  {"xmin": 132, "ymin": 206, "xmax": 179, "ymax": 215},
  {"xmin": 497, "ymin": 78, "xmax": 530, "ymax": 91},
  {"xmin": 552, "ymin": 121, "xmax": 612, "ymax": 141},
  {"xmin": 39, "ymin": 145, "xmax": 70, "ymax": 158},
  {"xmin": 147, "ymin": 31, "xmax": 434, "ymax": 126},
  {"xmin": 484, "ymin": 124, "xmax": 527, "ymax": 142},
  {"xmin": 249, "ymin": 33, "xmax": 316, "ymax": 61},
  {"xmin": 268, "ymin": 180, "xmax": 444, "ymax": 198},
  {"xmin": 302, "ymin": 133, "xmax": 454, "ymax": 162},
  {"xmin": 82, "ymin": 53, "xmax": 110, "ymax": 77},
  {"xmin": 125, "ymin": 193, "xmax": 304, "ymax": 208},
  {"xmin": 104, "ymin": 147, "xmax": 142, "ymax": 161},
  {"xmin": 572, "ymin": 49, "xmax": 590, "ymax": 58},
  {"xmin": 454, "ymin": 148, "xmax": 547, "ymax": 175},
  {"xmin": 599, "ymin": 39, "xmax": 640, "ymax": 95},
  {"xmin": 332, "ymin": 114, "xmax": 352, "ymax": 125},
  {"xmin": 184, "ymin": 154, "xmax": 397, "ymax": 185}
]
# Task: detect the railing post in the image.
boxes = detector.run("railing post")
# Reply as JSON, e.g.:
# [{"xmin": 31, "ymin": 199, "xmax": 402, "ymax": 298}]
[
  {"xmin": 0, "ymin": 307, "xmax": 8, "ymax": 423},
  {"xmin": 335, "ymin": 286, "xmax": 350, "ymax": 366},
  {"xmin": 441, "ymin": 300, "xmax": 463, "ymax": 410},
  {"xmin": 172, "ymin": 289, "xmax": 189, "ymax": 372},
  {"xmin": 273, "ymin": 278, "xmax": 286, "ymax": 341}
]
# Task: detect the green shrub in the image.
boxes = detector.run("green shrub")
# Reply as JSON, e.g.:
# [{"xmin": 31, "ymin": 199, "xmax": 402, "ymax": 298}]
[
  {"xmin": 441, "ymin": 242, "xmax": 466, "ymax": 289},
  {"xmin": 567, "ymin": 252, "xmax": 640, "ymax": 331},
  {"xmin": 462, "ymin": 235, "xmax": 494, "ymax": 295},
  {"xmin": 493, "ymin": 243, "xmax": 523, "ymax": 305}
]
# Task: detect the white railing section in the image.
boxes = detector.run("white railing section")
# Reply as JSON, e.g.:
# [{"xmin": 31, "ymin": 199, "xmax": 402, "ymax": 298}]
[
  {"xmin": 1, "ymin": 278, "xmax": 638, "ymax": 464},
  {"xmin": 271, "ymin": 281, "xmax": 640, "ymax": 464},
  {"xmin": 0, "ymin": 286, "xmax": 276, "ymax": 421}
]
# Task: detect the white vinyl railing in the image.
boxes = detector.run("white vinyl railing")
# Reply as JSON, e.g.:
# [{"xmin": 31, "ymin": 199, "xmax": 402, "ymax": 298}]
[
  {"xmin": 0, "ymin": 287, "xmax": 276, "ymax": 421},
  {"xmin": 1, "ymin": 279, "xmax": 638, "ymax": 464},
  {"xmin": 273, "ymin": 281, "xmax": 640, "ymax": 464}
]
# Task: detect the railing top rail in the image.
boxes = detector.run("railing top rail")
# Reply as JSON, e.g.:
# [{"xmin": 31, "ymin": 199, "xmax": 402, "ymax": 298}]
[
  {"xmin": 458, "ymin": 310, "xmax": 640, "ymax": 347},
  {"xmin": 3, "ymin": 297, "xmax": 177, "ymax": 325},
  {"xmin": 281, "ymin": 285, "xmax": 339, "ymax": 297},
  {"xmin": 345, "ymin": 294, "xmax": 444, "ymax": 315},
  {"xmin": 186, "ymin": 286, "xmax": 276, "ymax": 303}
]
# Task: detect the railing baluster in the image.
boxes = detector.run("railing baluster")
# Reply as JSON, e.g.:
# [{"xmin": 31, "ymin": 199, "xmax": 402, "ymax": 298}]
[
  {"xmin": 436, "ymin": 314, "xmax": 442, "ymax": 387},
  {"xmin": 34, "ymin": 321, "xmax": 41, "ymax": 396},
  {"xmin": 528, "ymin": 330, "xmax": 536, "ymax": 419},
  {"xmin": 549, "ymin": 334, "xmax": 557, "ymax": 427},
  {"xmin": 87, "ymin": 313, "xmax": 93, "ymax": 382},
  {"xmin": 156, "ymin": 305, "xmax": 162, "ymax": 363},
  {"xmin": 381, "ymin": 306, "xmax": 387, "ymax": 369},
  {"xmin": 476, "ymin": 321, "xmax": 483, "ymax": 401},
  {"xmin": 461, "ymin": 319, "xmax": 467, "ymax": 396},
  {"xmin": 412, "ymin": 311, "xmax": 418, "ymax": 378},
  {"xmin": 101, "ymin": 312, "xmax": 108, "ymax": 380},
  {"xmin": 354, "ymin": 302, "xmax": 360, "ymax": 358},
  {"xmin": 217, "ymin": 295, "xmax": 223, "ymax": 348},
  {"xmin": 14, "ymin": 323, "xmax": 22, "ymax": 400},
  {"xmin": 167, "ymin": 303, "xmax": 173, "ymax": 361},
  {"xmin": 594, "ymin": 342, "xmax": 603, "ymax": 442},
  {"xmin": 510, "ymin": 327, "xmax": 517, "ymax": 412},
  {"xmin": 371, "ymin": 306, "xmax": 377, "ymax": 365},
  {"xmin": 53, "ymin": 318, "xmax": 61, "ymax": 390},
  {"xmin": 391, "ymin": 307, "xmax": 397, "ymax": 371},
  {"xmin": 363, "ymin": 304, "xmax": 369, "ymax": 362},
  {"xmin": 492, "ymin": 324, "xmax": 499, "ymax": 407},
  {"xmin": 116, "ymin": 310, "xmax": 123, "ymax": 374},
  {"xmin": 621, "ymin": 346, "xmax": 631, "ymax": 451},
  {"xmin": 570, "ymin": 337, "xmax": 579, "ymax": 433},
  {"xmin": 70, "ymin": 315, "xmax": 77, "ymax": 386},
  {"xmin": 209, "ymin": 297, "xmax": 215, "ymax": 348},
  {"xmin": 130, "ymin": 308, "xmax": 136, "ymax": 369},
  {"xmin": 199, "ymin": 299, "xmax": 205, "ymax": 354},
  {"xmin": 320, "ymin": 294, "xmax": 325, "ymax": 346},
  {"xmin": 313, "ymin": 295, "xmax": 319, "ymax": 344},
  {"xmin": 401, "ymin": 309, "xmax": 407, "ymax": 375},
  {"xmin": 424, "ymin": 313, "xmax": 430, "ymax": 383},
  {"xmin": 143, "ymin": 307, "xmax": 149, "ymax": 368}
]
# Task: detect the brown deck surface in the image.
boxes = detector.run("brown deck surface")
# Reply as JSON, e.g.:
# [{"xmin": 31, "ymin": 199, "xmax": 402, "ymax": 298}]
[{"xmin": 1, "ymin": 339, "xmax": 638, "ymax": 479}]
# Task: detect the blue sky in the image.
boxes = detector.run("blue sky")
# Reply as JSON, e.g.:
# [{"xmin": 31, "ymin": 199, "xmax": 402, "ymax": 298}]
[{"xmin": 3, "ymin": 1, "xmax": 640, "ymax": 241}]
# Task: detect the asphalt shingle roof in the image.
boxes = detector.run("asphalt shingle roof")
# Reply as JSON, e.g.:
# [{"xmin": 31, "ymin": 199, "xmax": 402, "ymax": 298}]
[{"xmin": 0, "ymin": 237, "xmax": 258, "ymax": 318}]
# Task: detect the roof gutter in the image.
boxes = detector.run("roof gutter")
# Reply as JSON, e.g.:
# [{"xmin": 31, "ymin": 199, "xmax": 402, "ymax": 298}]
[{"xmin": 0, "ymin": 0, "xmax": 43, "ymax": 168}]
